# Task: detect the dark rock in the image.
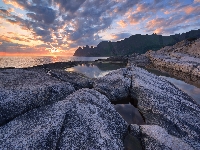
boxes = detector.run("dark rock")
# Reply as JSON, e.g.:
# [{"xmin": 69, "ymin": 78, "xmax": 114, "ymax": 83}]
[
  {"xmin": 124, "ymin": 134, "xmax": 142, "ymax": 150},
  {"xmin": 0, "ymin": 68, "xmax": 75, "ymax": 126},
  {"xmin": 74, "ymin": 29, "xmax": 200, "ymax": 57},
  {"xmin": 128, "ymin": 54, "xmax": 151, "ymax": 67},
  {"xmin": 0, "ymin": 88, "xmax": 128, "ymax": 149}
]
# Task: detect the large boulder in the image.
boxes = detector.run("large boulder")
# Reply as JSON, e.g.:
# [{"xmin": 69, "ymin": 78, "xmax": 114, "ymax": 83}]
[
  {"xmin": 0, "ymin": 88, "xmax": 128, "ymax": 149},
  {"xmin": 93, "ymin": 68, "xmax": 131, "ymax": 102},
  {"xmin": 0, "ymin": 68, "xmax": 75, "ymax": 126},
  {"xmin": 129, "ymin": 67, "xmax": 200, "ymax": 149},
  {"xmin": 93, "ymin": 66, "xmax": 200, "ymax": 149}
]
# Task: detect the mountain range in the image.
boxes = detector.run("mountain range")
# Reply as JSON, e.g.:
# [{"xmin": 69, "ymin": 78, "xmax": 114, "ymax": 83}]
[{"xmin": 74, "ymin": 29, "xmax": 200, "ymax": 57}]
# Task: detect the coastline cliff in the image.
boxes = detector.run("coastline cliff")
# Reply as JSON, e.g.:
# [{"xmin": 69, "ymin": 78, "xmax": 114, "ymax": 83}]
[{"xmin": 74, "ymin": 29, "xmax": 200, "ymax": 57}]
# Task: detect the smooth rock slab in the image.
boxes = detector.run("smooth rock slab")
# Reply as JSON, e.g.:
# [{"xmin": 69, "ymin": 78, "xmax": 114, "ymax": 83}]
[
  {"xmin": 94, "ymin": 68, "xmax": 131, "ymax": 102},
  {"xmin": 0, "ymin": 68, "xmax": 75, "ymax": 126},
  {"xmin": 0, "ymin": 88, "xmax": 128, "ymax": 149}
]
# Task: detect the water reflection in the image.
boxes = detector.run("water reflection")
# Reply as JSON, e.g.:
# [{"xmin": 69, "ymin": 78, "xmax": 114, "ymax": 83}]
[
  {"xmin": 113, "ymin": 103, "xmax": 145, "ymax": 125},
  {"xmin": 161, "ymin": 76, "xmax": 200, "ymax": 104},
  {"xmin": 66, "ymin": 63, "xmax": 126, "ymax": 78},
  {"xmin": 143, "ymin": 67, "xmax": 200, "ymax": 105}
]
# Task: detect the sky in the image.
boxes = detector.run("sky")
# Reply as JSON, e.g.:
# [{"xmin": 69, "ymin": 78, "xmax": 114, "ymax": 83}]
[{"xmin": 0, "ymin": 0, "xmax": 199, "ymax": 56}]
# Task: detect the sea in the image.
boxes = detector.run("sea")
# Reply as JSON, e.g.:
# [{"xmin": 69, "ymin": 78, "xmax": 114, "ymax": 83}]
[
  {"xmin": 0, "ymin": 56, "xmax": 108, "ymax": 68},
  {"xmin": 0, "ymin": 55, "xmax": 199, "ymax": 124}
]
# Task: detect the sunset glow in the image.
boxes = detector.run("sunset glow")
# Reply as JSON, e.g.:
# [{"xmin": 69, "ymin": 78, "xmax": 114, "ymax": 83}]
[{"xmin": 0, "ymin": 0, "xmax": 199, "ymax": 56}]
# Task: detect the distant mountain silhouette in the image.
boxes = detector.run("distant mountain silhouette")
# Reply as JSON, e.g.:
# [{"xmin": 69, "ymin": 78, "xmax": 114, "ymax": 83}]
[{"xmin": 74, "ymin": 29, "xmax": 200, "ymax": 57}]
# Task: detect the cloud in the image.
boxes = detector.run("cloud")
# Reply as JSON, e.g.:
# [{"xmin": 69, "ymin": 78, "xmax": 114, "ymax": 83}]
[
  {"xmin": 6, "ymin": 19, "xmax": 21, "ymax": 25},
  {"xmin": 1, "ymin": 0, "xmax": 200, "ymax": 54},
  {"xmin": 194, "ymin": 0, "xmax": 200, "ymax": 3},
  {"xmin": 53, "ymin": 0, "xmax": 86, "ymax": 13},
  {"xmin": 112, "ymin": 33, "xmax": 131, "ymax": 41},
  {"xmin": 26, "ymin": 6, "xmax": 56, "ymax": 24},
  {"xmin": 0, "ymin": 9, "xmax": 10, "ymax": 16},
  {"xmin": 117, "ymin": 20, "xmax": 127, "ymax": 28}
]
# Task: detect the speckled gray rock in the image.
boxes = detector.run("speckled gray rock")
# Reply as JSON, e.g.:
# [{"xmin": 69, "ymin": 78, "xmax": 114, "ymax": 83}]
[
  {"xmin": 128, "ymin": 124, "xmax": 193, "ymax": 150},
  {"xmin": 140, "ymin": 125, "xmax": 193, "ymax": 150},
  {"xmin": 48, "ymin": 69, "xmax": 93, "ymax": 90},
  {"xmin": 128, "ymin": 54, "xmax": 150, "ymax": 67},
  {"xmin": 0, "ymin": 88, "xmax": 128, "ymax": 149},
  {"xmin": 93, "ymin": 68, "xmax": 131, "ymax": 101},
  {"xmin": 57, "ymin": 88, "xmax": 128, "ymax": 149},
  {"xmin": 145, "ymin": 39, "xmax": 200, "ymax": 78},
  {"xmin": 95, "ymin": 66, "xmax": 200, "ymax": 149},
  {"xmin": 0, "ymin": 68, "xmax": 75, "ymax": 126},
  {"xmin": 129, "ymin": 67, "xmax": 200, "ymax": 149}
]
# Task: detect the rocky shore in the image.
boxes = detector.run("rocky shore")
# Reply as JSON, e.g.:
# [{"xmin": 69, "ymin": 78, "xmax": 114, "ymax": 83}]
[
  {"xmin": 128, "ymin": 38, "xmax": 200, "ymax": 87},
  {"xmin": 145, "ymin": 38, "xmax": 200, "ymax": 77},
  {"xmin": 0, "ymin": 63, "xmax": 200, "ymax": 149}
]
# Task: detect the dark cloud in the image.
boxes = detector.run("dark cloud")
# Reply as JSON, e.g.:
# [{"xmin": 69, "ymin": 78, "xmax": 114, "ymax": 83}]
[
  {"xmin": 54, "ymin": 0, "xmax": 87, "ymax": 13},
  {"xmin": 6, "ymin": 19, "xmax": 20, "ymax": 24},
  {"xmin": 26, "ymin": 6, "xmax": 56, "ymax": 24}
]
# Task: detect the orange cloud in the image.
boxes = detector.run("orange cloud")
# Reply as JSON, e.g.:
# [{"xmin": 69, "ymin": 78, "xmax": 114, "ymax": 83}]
[
  {"xmin": 0, "ymin": 35, "xmax": 12, "ymax": 42},
  {"xmin": 117, "ymin": 20, "xmax": 127, "ymax": 28},
  {"xmin": 8, "ymin": 8, "xmax": 14, "ymax": 13},
  {"xmin": 164, "ymin": 11, "xmax": 170, "ymax": 15},
  {"xmin": 136, "ymin": 4, "xmax": 145, "ymax": 12},
  {"xmin": 154, "ymin": 28, "xmax": 163, "ymax": 34},
  {"xmin": 2, "ymin": 0, "xmax": 25, "ymax": 10},
  {"xmin": 194, "ymin": 0, "xmax": 200, "ymax": 3},
  {"xmin": 184, "ymin": 6, "xmax": 195, "ymax": 14},
  {"xmin": 146, "ymin": 18, "xmax": 165, "ymax": 29}
]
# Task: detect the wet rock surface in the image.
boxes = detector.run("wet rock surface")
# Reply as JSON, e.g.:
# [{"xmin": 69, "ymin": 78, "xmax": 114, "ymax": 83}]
[
  {"xmin": 0, "ymin": 68, "xmax": 75, "ymax": 126},
  {"xmin": 0, "ymin": 89, "xmax": 128, "ymax": 149}
]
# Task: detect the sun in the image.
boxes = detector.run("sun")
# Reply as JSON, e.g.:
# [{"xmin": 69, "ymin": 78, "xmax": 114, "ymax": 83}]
[{"xmin": 46, "ymin": 44, "xmax": 61, "ymax": 54}]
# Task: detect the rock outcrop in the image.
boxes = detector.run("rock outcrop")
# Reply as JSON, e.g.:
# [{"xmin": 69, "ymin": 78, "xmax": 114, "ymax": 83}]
[
  {"xmin": 0, "ymin": 65, "xmax": 200, "ymax": 149},
  {"xmin": 129, "ymin": 67, "xmax": 200, "ymax": 149},
  {"xmin": 93, "ymin": 67, "xmax": 200, "ymax": 149},
  {"xmin": 145, "ymin": 38, "xmax": 200, "ymax": 78},
  {"xmin": 0, "ymin": 89, "xmax": 128, "ymax": 149},
  {"xmin": 0, "ymin": 68, "xmax": 75, "ymax": 126}
]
